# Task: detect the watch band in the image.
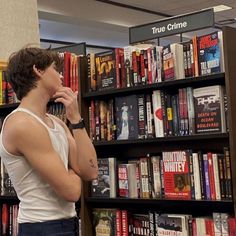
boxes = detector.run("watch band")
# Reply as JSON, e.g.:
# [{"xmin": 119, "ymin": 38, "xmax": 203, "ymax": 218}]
[{"xmin": 69, "ymin": 118, "xmax": 85, "ymax": 129}]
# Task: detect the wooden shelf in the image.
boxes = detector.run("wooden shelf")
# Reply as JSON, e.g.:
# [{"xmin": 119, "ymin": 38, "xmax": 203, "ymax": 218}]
[
  {"xmin": 0, "ymin": 195, "xmax": 19, "ymax": 203},
  {"xmin": 0, "ymin": 60, "xmax": 7, "ymax": 69},
  {"xmin": 83, "ymin": 72, "xmax": 225, "ymax": 99},
  {"xmin": 85, "ymin": 197, "xmax": 234, "ymax": 215},
  {"xmin": 0, "ymin": 102, "xmax": 20, "ymax": 110},
  {"xmin": 93, "ymin": 133, "xmax": 229, "ymax": 147}
]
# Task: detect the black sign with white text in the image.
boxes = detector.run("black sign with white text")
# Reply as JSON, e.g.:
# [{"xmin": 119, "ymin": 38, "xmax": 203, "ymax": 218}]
[{"xmin": 129, "ymin": 9, "xmax": 214, "ymax": 44}]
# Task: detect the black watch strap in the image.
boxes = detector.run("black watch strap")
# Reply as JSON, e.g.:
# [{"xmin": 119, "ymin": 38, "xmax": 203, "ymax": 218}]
[{"xmin": 69, "ymin": 118, "xmax": 85, "ymax": 129}]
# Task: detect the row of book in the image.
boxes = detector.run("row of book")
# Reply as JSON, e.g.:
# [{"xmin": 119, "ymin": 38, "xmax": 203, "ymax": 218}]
[
  {"xmin": 92, "ymin": 208, "xmax": 235, "ymax": 236},
  {"xmin": 91, "ymin": 148, "xmax": 232, "ymax": 201},
  {"xmin": 58, "ymin": 52, "xmax": 85, "ymax": 92},
  {"xmin": 0, "ymin": 204, "xmax": 18, "ymax": 236},
  {"xmin": 89, "ymin": 85, "xmax": 227, "ymax": 141},
  {"xmin": 87, "ymin": 31, "xmax": 224, "ymax": 92},
  {"xmin": 47, "ymin": 103, "xmax": 67, "ymax": 123},
  {"xmin": 0, "ymin": 69, "xmax": 18, "ymax": 106},
  {"xmin": 0, "ymin": 52, "xmax": 85, "ymax": 106}
]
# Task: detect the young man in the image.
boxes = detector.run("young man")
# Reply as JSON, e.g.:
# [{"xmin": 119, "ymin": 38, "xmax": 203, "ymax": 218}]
[{"xmin": 0, "ymin": 47, "xmax": 98, "ymax": 236}]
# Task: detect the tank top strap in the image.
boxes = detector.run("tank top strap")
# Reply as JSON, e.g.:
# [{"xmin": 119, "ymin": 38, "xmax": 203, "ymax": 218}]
[{"xmin": 12, "ymin": 107, "xmax": 50, "ymax": 130}]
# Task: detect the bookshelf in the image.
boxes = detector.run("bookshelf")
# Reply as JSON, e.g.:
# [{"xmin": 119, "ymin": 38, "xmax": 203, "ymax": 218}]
[{"xmin": 79, "ymin": 14, "xmax": 236, "ymax": 235}]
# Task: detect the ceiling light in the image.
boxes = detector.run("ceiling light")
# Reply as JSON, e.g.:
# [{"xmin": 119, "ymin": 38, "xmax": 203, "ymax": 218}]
[{"xmin": 212, "ymin": 4, "xmax": 232, "ymax": 12}]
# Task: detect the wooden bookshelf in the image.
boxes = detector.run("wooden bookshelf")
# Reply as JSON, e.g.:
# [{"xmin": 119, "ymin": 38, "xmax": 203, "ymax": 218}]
[
  {"xmin": 0, "ymin": 60, "xmax": 7, "ymax": 70},
  {"xmin": 79, "ymin": 26, "xmax": 236, "ymax": 235}
]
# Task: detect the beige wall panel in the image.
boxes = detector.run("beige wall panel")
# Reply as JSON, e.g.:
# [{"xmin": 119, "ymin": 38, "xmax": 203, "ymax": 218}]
[{"xmin": 0, "ymin": 0, "xmax": 40, "ymax": 60}]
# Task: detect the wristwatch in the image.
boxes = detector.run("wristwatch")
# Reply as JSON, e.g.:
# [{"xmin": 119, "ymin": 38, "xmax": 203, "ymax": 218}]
[{"xmin": 69, "ymin": 118, "xmax": 85, "ymax": 129}]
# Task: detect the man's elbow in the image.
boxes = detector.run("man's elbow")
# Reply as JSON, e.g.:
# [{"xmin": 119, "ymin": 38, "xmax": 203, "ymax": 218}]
[
  {"xmin": 83, "ymin": 168, "xmax": 98, "ymax": 181},
  {"xmin": 64, "ymin": 189, "xmax": 81, "ymax": 202}
]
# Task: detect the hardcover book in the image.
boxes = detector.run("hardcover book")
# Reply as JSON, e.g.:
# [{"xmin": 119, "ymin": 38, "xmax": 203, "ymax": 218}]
[
  {"xmin": 91, "ymin": 158, "xmax": 116, "ymax": 198},
  {"xmin": 198, "ymin": 31, "xmax": 221, "ymax": 75},
  {"xmin": 93, "ymin": 208, "xmax": 117, "ymax": 236},
  {"xmin": 193, "ymin": 85, "xmax": 226, "ymax": 133},
  {"xmin": 162, "ymin": 150, "xmax": 191, "ymax": 200},
  {"xmin": 95, "ymin": 50, "xmax": 116, "ymax": 91},
  {"xmin": 115, "ymin": 95, "xmax": 138, "ymax": 140}
]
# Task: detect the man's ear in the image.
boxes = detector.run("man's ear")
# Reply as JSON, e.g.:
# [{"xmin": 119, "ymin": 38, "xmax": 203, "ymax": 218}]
[{"xmin": 33, "ymin": 65, "xmax": 43, "ymax": 78}]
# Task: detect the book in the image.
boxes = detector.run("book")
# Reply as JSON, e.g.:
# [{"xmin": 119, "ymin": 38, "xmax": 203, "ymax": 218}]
[
  {"xmin": 92, "ymin": 208, "xmax": 117, "ymax": 236},
  {"xmin": 115, "ymin": 95, "xmax": 138, "ymax": 140},
  {"xmin": 95, "ymin": 50, "xmax": 116, "ymax": 91},
  {"xmin": 193, "ymin": 85, "xmax": 226, "ymax": 133},
  {"xmin": 157, "ymin": 214, "xmax": 189, "ymax": 236},
  {"xmin": 152, "ymin": 90, "xmax": 164, "ymax": 137},
  {"xmin": 118, "ymin": 163, "xmax": 138, "ymax": 198},
  {"xmin": 198, "ymin": 31, "xmax": 221, "ymax": 75},
  {"xmin": 91, "ymin": 158, "xmax": 116, "ymax": 198},
  {"xmin": 162, "ymin": 150, "xmax": 191, "ymax": 200}
]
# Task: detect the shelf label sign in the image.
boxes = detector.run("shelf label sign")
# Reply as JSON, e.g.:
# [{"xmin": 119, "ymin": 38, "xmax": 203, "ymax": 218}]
[{"xmin": 129, "ymin": 8, "xmax": 214, "ymax": 44}]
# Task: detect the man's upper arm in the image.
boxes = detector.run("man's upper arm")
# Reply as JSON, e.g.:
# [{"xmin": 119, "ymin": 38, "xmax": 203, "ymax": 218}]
[
  {"xmin": 49, "ymin": 115, "xmax": 81, "ymax": 175},
  {"xmin": 9, "ymin": 118, "xmax": 80, "ymax": 200}
]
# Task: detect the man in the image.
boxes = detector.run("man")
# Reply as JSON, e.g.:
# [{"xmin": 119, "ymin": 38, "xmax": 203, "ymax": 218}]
[{"xmin": 0, "ymin": 47, "xmax": 98, "ymax": 235}]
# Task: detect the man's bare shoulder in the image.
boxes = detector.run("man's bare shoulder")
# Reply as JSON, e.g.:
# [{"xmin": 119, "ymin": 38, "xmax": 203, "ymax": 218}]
[
  {"xmin": 3, "ymin": 112, "xmax": 49, "ymax": 155},
  {"xmin": 4, "ymin": 112, "xmax": 42, "ymax": 133}
]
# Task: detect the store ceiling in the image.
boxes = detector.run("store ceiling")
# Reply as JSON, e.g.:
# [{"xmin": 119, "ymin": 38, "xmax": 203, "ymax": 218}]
[{"xmin": 37, "ymin": 0, "xmax": 236, "ymax": 48}]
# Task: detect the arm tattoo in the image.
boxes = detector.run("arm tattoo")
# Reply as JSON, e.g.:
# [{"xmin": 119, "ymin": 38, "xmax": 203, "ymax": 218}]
[{"xmin": 89, "ymin": 159, "xmax": 96, "ymax": 168}]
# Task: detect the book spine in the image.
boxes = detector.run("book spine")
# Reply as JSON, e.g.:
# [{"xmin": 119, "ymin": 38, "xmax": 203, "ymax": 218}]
[
  {"xmin": 203, "ymin": 154, "xmax": 211, "ymax": 200},
  {"xmin": 137, "ymin": 94, "xmax": 146, "ymax": 139}
]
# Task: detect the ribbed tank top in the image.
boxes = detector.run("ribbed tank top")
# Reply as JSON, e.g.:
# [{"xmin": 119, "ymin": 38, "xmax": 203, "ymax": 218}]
[{"xmin": 0, "ymin": 108, "xmax": 76, "ymax": 223}]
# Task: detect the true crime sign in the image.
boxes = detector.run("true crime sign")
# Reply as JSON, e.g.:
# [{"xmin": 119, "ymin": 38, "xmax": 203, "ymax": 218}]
[{"xmin": 129, "ymin": 8, "xmax": 214, "ymax": 44}]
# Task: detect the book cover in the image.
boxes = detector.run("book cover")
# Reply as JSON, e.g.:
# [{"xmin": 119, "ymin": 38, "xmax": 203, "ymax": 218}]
[
  {"xmin": 163, "ymin": 150, "xmax": 191, "ymax": 200},
  {"xmin": 115, "ymin": 95, "xmax": 138, "ymax": 140},
  {"xmin": 198, "ymin": 31, "xmax": 221, "ymax": 75},
  {"xmin": 193, "ymin": 85, "xmax": 226, "ymax": 133},
  {"xmin": 157, "ymin": 214, "xmax": 188, "ymax": 236},
  {"xmin": 163, "ymin": 45, "xmax": 175, "ymax": 81},
  {"xmin": 93, "ymin": 208, "xmax": 117, "ymax": 236},
  {"xmin": 91, "ymin": 158, "xmax": 116, "ymax": 198},
  {"xmin": 95, "ymin": 50, "xmax": 116, "ymax": 91},
  {"xmin": 152, "ymin": 90, "xmax": 164, "ymax": 137}
]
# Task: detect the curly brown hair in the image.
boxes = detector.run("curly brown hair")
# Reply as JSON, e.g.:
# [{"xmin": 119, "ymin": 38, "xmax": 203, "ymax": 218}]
[{"xmin": 7, "ymin": 47, "xmax": 61, "ymax": 100}]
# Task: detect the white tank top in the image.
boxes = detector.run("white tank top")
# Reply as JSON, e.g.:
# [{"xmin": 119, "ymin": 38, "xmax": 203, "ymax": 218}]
[{"xmin": 0, "ymin": 108, "xmax": 76, "ymax": 223}]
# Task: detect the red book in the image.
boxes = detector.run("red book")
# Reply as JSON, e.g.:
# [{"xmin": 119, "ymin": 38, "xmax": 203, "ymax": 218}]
[
  {"xmin": 228, "ymin": 218, "xmax": 236, "ymax": 236},
  {"xmin": 163, "ymin": 150, "xmax": 191, "ymax": 200},
  {"xmin": 121, "ymin": 210, "xmax": 128, "ymax": 236},
  {"xmin": 205, "ymin": 218, "xmax": 215, "ymax": 236},
  {"xmin": 207, "ymin": 152, "xmax": 216, "ymax": 200},
  {"xmin": 63, "ymin": 52, "xmax": 71, "ymax": 87},
  {"xmin": 116, "ymin": 209, "xmax": 122, "ymax": 236}
]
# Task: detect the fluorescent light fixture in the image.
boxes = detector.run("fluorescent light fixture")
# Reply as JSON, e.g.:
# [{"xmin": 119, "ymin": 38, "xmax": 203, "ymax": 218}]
[{"xmin": 212, "ymin": 4, "xmax": 232, "ymax": 12}]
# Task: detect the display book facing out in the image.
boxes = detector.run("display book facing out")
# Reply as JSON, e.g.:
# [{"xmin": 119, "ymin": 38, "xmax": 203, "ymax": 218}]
[{"xmin": 79, "ymin": 23, "xmax": 236, "ymax": 236}]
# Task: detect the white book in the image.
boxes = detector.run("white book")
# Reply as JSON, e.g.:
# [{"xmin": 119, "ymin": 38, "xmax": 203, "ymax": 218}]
[
  {"xmin": 196, "ymin": 217, "xmax": 206, "ymax": 236},
  {"xmin": 152, "ymin": 90, "xmax": 164, "ymax": 137},
  {"xmin": 151, "ymin": 156, "xmax": 161, "ymax": 198},
  {"xmin": 218, "ymin": 31, "xmax": 225, "ymax": 73},
  {"xmin": 109, "ymin": 157, "xmax": 117, "ymax": 198},
  {"xmin": 212, "ymin": 153, "xmax": 221, "ymax": 200},
  {"xmin": 192, "ymin": 152, "xmax": 201, "ymax": 200},
  {"xmin": 170, "ymin": 43, "xmax": 185, "ymax": 80},
  {"xmin": 186, "ymin": 87, "xmax": 195, "ymax": 135},
  {"xmin": 221, "ymin": 213, "xmax": 229, "ymax": 236},
  {"xmin": 155, "ymin": 46, "xmax": 163, "ymax": 82}
]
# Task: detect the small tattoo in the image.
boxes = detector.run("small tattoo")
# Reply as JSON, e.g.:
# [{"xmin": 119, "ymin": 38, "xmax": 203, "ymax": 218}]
[{"xmin": 89, "ymin": 159, "xmax": 96, "ymax": 168}]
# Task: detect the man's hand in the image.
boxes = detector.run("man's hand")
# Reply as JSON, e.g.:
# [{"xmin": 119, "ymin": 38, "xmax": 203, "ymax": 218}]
[{"xmin": 53, "ymin": 87, "xmax": 81, "ymax": 123}]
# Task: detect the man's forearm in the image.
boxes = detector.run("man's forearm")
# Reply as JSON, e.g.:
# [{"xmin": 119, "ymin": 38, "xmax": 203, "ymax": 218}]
[{"xmin": 71, "ymin": 128, "xmax": 98, "ymax": 181}]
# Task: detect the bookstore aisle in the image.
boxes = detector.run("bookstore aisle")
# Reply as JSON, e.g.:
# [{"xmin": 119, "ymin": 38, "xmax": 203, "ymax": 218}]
[
  {"xmin": 80, "ymin": 9, "xmax": 236, "ymax": 236},
  {"xmin": 1, "ymin": 7, "xmax": 236, "ymax": 236}
]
